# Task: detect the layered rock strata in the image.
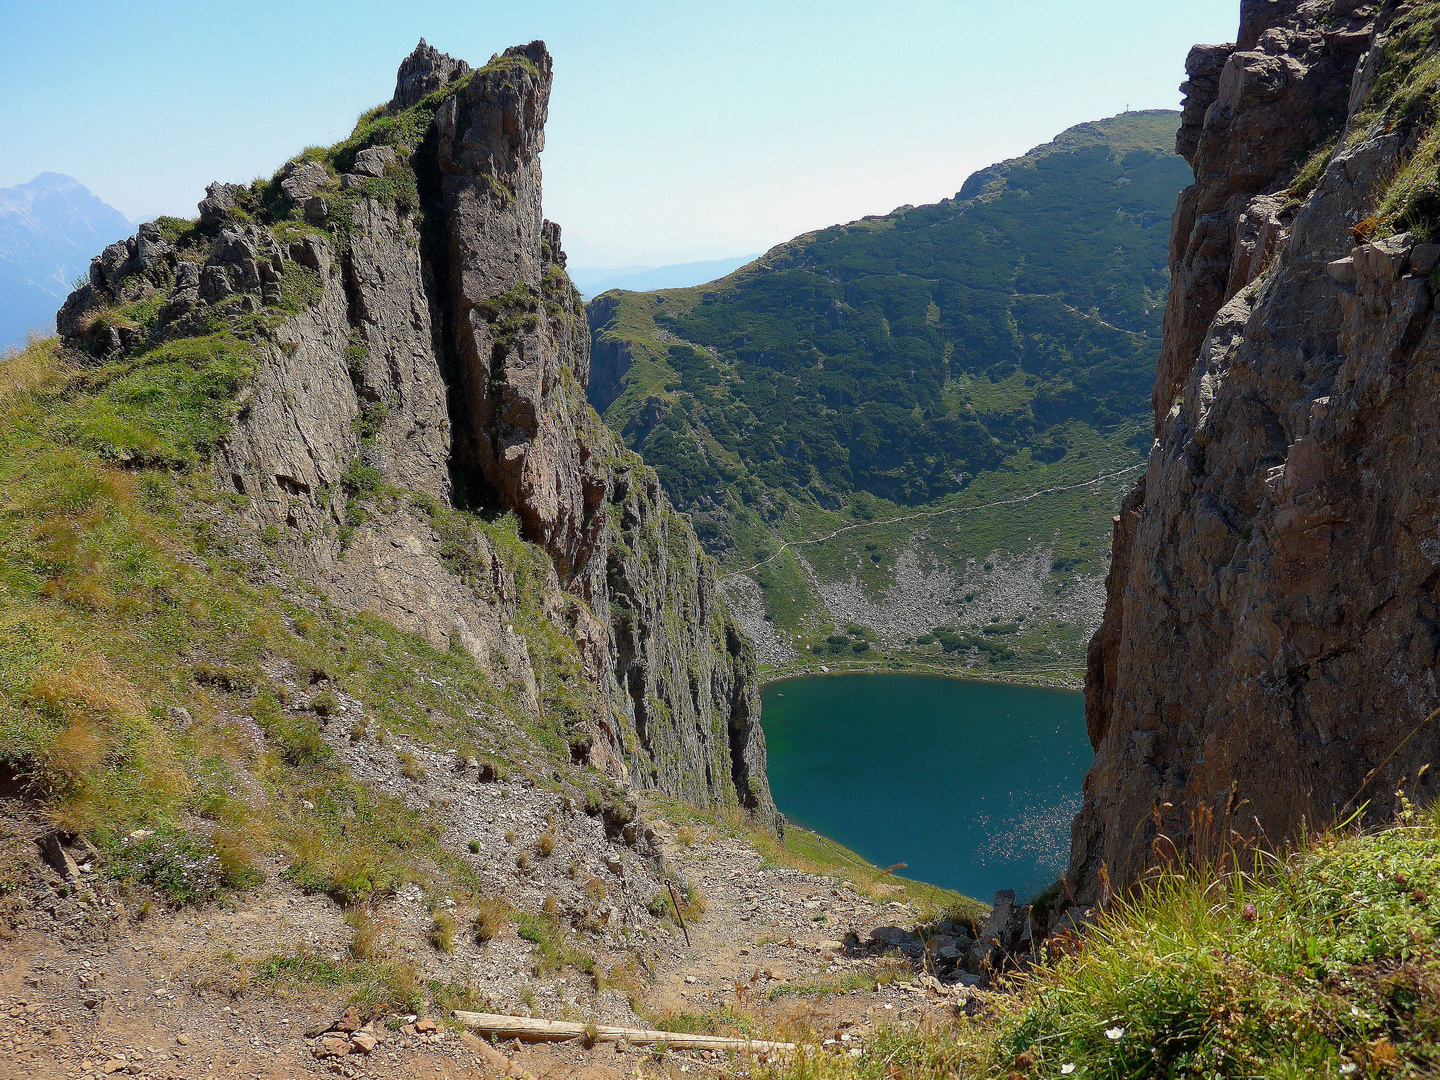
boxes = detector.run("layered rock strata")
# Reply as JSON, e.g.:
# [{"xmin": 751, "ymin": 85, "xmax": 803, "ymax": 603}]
[
  {"xmin": 1073, "ymin": 0, "xmax": 1440, "ymax": 895},
  {"xmin": 56, "ymin": 42, "xmax": 776, "ymax": 826}
]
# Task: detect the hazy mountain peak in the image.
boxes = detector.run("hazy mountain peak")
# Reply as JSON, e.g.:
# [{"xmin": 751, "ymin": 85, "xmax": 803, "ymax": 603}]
[{"xmin": 0, "ymin": 172, "xmax": 131, "ymax": 348}]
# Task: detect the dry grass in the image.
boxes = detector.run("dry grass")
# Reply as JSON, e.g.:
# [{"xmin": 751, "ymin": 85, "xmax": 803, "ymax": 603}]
[
  {"xmin": 397, "ymin": 749, "xmax": 425, "ymax": 781},
  {"xmin": 471, "ymin": 897, "xmax": 509, "ymax": 943},
  {"xmin": 345, "ymin": 907, "xmax": 382, "ymax": 959},
  {"xmin": 0, "ymin": 336, "xmax": 65, "ymax": 405},
  {"xmin": 427, "ymin": 910, "xmax": 456, "ymax": 953}
]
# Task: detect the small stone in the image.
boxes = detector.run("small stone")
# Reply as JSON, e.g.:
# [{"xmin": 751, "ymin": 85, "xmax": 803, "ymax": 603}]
[
  {"xmin": 103, "ymin": 1062, "xmax": 127, "ymax": 1075},
  {"xmin": 333, "ymin": 1007, "xmax": 360, "ymax": 1033},
  {"xmin": 349, "ymin": 1032, "xmax": 377, "ymax": 1054},
  {"xmin": 414, "ymin": 1017, "xmax": 438, "ymax": 1033},
  {"xmin": 683, "ymin": 976, "xmax": 696, "ymax": 984},
  {"xmin": 312, "ymin": 1037, "xmax": 350, "ymax": 1058}
]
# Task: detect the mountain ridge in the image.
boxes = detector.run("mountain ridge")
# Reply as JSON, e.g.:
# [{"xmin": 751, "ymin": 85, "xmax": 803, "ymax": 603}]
[{"xmin": 586, "ymin": 110, "xmax": 1189, "ymax": 679}]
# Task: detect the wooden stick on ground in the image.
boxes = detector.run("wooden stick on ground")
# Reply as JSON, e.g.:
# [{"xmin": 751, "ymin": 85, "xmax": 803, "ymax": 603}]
[
  {"xmin": 667, "ymin": 879, "xmax": 691, "ymax": 947},
  {"xmin": 452, "ymin": 1011, "xmax": 796, "ymax": 1053}
]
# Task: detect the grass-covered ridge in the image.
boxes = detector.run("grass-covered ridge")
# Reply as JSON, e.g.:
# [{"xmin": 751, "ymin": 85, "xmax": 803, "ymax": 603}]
[
  {"xmin": 587, "ymin": 111, "xmax": 1184, "ymax": 541},
  {"xmin": 754, "ymin": 801, "xmax": 1440, "ymax": 1078}
]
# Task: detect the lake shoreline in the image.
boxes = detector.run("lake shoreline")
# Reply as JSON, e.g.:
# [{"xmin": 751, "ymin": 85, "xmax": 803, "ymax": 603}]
[{"xmin": 759, "ymin": 657, "xmax": 1084, "ymax": 692}]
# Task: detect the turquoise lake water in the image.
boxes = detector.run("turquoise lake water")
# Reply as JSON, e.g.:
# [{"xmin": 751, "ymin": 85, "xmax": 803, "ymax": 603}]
[{"xmin": 760, "ymin": 673, "xmax": 1091, "ymax": 902}]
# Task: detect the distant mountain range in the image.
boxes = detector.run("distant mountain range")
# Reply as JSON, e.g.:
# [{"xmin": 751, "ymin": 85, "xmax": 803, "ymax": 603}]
[
  {"xmin": 568, "ymin": 256, "xmax": 757, "ymax": 300},
  {"xmin": 0, "ymin": 173, "xmax": 131, "ymax": 349}
]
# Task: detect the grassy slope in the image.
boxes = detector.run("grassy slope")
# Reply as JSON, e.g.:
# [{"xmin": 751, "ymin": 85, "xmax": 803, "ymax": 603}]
[
  {"xmin": 753, "ymin": 803, "xmax": 1440, "ymax": 1078},
  {"xmin": 588, "ymin": 112, "xmax": 1187, "ymax": 677},
  {"xmin": 0, "ymin": 336, "xmax": 573, "ymax": 887}
]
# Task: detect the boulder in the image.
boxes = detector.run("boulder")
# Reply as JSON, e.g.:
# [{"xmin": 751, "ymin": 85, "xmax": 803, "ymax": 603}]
[
  {"xmin": 91, "ymin": 240, "xmax": 132, "ymax": 292},
  {"xmin": 56, "ymin": 284, "xmax": 105, "ymax": 339},
  {"xmin": 349, "ymin": 1031, "xmax": 377, "ymax": 1054},
  {"xmin": 35, "ymin": 833, "xmax": 80, "ymax": 881},
  {"xmin": 197, "ymin": 182, "xmax": 239, "ymax": 226},
  {"xmin": 869, "ymin": 925, "xmax": 923, "ymax": 958},
  {"xmin": 352, "ymin": 146, "xmax": 397, "ymax": 178},
  {"xmin": 311, "ymin": 1037, "xmax": 349, "ymax": 1059},
  {"xmin": 279, "ymin": 160, "xmax": 329, "ymax": 201},
  {"xmin": 133, "ymin": 222, "xmax": 172, "ymax": 272}
]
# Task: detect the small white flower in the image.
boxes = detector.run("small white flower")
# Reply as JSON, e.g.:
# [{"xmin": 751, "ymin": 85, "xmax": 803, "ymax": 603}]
[
  {"xmin": 1105, "ymin": 1026, "xmax": 1125, "ymax": 1041},
  {"xmin": 1340, "ymin": 1065, "xmax": 1359, "ymax": 1076},
  {"xmin": 1061, "ymin": 1065, "xmax": 1076, "ymax": 1075},
  {"xmin": 1350, "ymin": 1004, "xmax": 1363, "ymax": 1017}
]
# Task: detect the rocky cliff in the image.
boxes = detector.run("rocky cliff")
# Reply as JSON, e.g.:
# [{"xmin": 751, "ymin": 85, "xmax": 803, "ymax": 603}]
[
  {"xmin": 1072, "ymin": 0, "xmax": 1440, "ymax": 896},
  {"xmin": 54, "ymin": 40, "xmax": 776, "ymax": 825}
]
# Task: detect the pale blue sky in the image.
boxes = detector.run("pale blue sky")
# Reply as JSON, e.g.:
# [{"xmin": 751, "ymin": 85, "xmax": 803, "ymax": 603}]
[{"xmin": 1, "ymin": 1, "xmax": 1237, "ymax": 267}]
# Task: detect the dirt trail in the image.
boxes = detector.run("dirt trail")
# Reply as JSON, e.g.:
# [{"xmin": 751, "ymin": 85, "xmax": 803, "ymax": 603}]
[{"xmin": 1, "ymin": 808, "xmax": 968, "ymax": 1079}]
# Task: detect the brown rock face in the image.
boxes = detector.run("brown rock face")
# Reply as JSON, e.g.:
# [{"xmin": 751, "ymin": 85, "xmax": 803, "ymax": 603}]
[{"xmin": 1072, "ymin": 0, "xmax": 1440, "ymax": 896}]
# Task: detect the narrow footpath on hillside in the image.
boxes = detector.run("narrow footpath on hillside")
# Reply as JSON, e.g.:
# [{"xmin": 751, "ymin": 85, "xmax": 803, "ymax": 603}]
[{"xmin": 721, "ymin": 462, "xmax": 1147, "ymax": 581}]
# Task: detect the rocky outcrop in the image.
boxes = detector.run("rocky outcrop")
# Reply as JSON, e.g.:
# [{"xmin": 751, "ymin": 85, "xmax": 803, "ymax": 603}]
[
  {"xmin": 391, "ymin": 37, "xmax": 471, "ymax": 111},
  {"xmin": 54, "ymin": 41, "xmax": 776, "ymax": 827},
  {"xmin": 1072, "ymin": 0, "xmax": 1440, "ymax": 897}
]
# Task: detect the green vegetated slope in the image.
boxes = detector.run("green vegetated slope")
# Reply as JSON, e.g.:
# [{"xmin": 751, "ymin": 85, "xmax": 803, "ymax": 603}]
[
  {"xmin": 0, "ymin": 337, "xmax": 594, "ymax": 905},
  {"xmin": 588, "ymin": 112, "xmax": 1188, "ymax": 679},
  {"xmin": 757, "ymin": 802, "xmax": 1440, "ymax": 1079}
]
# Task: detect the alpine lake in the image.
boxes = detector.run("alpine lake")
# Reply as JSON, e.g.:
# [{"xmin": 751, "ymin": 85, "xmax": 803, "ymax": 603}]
[{"xmin": 760, "ymin": 673, "xmax": 1091, "ymax": 902}]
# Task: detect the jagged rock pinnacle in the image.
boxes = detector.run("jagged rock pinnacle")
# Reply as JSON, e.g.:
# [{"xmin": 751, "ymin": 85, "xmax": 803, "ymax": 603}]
[{"xmin": 391, "ymin": 38, "xmax": 471, "ymax": 112}]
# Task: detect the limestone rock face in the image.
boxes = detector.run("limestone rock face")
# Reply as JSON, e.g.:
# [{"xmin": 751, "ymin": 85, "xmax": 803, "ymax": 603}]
[
  {"xmin": 54, "ymin": 40, "xmax": 776, "ymax": 827},
  {"xmin": 1072, "ymin": 0, "xmax": 1440, "ymax": 896}
]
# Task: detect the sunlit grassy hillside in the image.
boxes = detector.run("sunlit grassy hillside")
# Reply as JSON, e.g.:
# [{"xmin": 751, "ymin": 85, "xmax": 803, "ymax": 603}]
[{"xmin": 761, "ymin": 801, "xmax": 1440, "ymax": 1078}]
